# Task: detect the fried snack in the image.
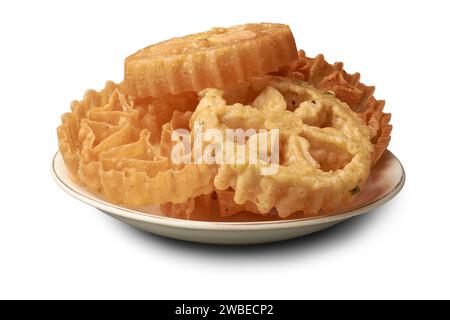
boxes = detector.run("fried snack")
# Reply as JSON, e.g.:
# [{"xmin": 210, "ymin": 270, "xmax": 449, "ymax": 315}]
[
  {"xmin": 57, "ymin": 83, "xmax": 216, "ymax": 206},
  {"xmin": 124, "ymin": 23, "xmax": 298, "ymax": 98},
  {"xmin": 57, "ymin": 81, "xmax": 124, "ymax": 180},
  {"xmin": 200, "ymin": 52, "xmax": 392, "ymax": 217},
  {"xmin": 190, "ymin": 76, "xmax": 373, "ymax": 217},
  {"xmin": 278, "ymin": 50, "xmax": 391, "ymax": 165}
]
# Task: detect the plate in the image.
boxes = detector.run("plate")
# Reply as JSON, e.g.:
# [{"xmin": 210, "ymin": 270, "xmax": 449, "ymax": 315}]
[{"xmin": 52, "ymin": 151, "xmax": 405, "ymax": 244}]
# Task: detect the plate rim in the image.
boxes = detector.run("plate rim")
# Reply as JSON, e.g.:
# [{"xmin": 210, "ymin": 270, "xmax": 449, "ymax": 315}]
[{"xmin": 51, "ymin": 151, "xmax": 405, "ymax": 231}]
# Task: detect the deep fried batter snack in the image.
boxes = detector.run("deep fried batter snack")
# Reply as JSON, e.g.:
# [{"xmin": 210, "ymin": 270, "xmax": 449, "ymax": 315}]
[
  {"xmin": 124, "ymin": 23, "xmax": 298, "ymax": 98},
  {"xmin": 190, "ymin": 76, "xmax": 374, "ymax": 217},
  {"xmin": 173, "ymin": 49, "xmax": 394, "ymax": 219},
  {"xmin": 57, "ymin": 83, "xmax": 215, "ymax": 205},
  {"xmin": 278, "ymin": 50, "xmax": 391, "ymax": 165},
  {"xmin": 201, "ymin": 53, "xmax": 392, "ymax": 217}
]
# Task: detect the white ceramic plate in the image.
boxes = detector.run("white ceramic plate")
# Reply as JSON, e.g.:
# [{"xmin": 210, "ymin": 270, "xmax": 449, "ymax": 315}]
[{"xmin": 52, "ymin": 151, "xmax": 405, "ymax": 244}]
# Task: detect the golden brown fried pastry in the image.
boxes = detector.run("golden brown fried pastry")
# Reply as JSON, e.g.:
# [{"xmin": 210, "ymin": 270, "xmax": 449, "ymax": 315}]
[
  {"xmin": 57, "ymin": 83, "xmax": 216, "ymax": 206},
  {"xmin": 190, "ymin": 76, "xmax": 373, "ymax": 217},
  {"xmin": 124, "ymin": 23, "xmax": 298, "ymax": 98}
]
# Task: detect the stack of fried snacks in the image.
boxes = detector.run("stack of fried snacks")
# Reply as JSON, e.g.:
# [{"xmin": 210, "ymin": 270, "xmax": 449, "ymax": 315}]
[{"xmin": 57, "ymin": 23, "xmax": 392, "ymax": 220}]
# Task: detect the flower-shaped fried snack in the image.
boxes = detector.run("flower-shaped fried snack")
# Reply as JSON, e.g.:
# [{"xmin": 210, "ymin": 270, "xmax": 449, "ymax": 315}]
[{"xmin": 190, "ymin": 77, "xmax": 373, "ymax": 217}]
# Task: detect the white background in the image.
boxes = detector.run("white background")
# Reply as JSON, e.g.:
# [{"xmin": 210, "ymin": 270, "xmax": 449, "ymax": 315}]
[{"xmin": 0, "ymin": 0, "xmax": 449, "ymax": 299}]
